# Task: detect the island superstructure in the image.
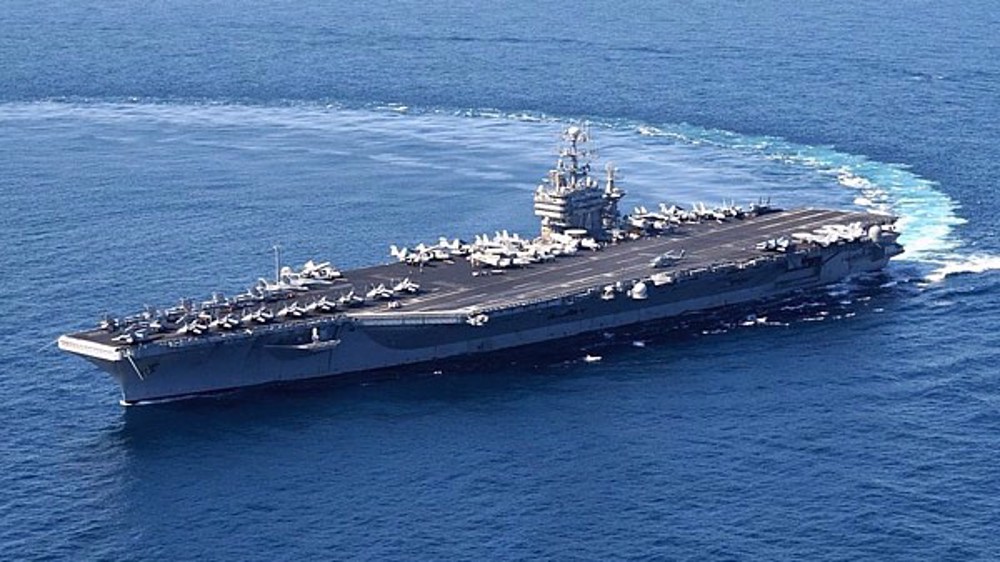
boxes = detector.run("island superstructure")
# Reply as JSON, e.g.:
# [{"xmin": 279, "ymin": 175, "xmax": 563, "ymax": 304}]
[{"xmin": 58, "ymin": 126, "xmax": 904, "ymax": 405}]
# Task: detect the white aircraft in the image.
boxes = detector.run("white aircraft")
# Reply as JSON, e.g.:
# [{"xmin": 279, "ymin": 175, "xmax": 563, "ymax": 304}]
[
  {"xmin": 628, "ymin": 215, "xmax": 649, "ymax": 229},
  {"xmin": 530, "ymin": 247, "xmax": 556, "ymax": 262},
  {"xmin": 365, "ymin": 284, "xmax": 395, "ymax": 300},
  {"xmin": 469, "ymin": 251, "xmax": 513, "ymax": 269},
  {"xmin": 276, "ymin": 301, "xmax": 309, "ymax": 319},
  {"xmin": 310, "ymin": 295, "xmax": 338, "ymax": 313},
  {"xmin": 447, "ymin": 238, "xmax": 471, "ymax": 256},
  {"xmin": 300, "ymin": 260, "xmax": 342, "ymax": 280},
  {"xmin": 242, "ymin": 306, "xmax": 274, "ymax": 325},
  {"xmin": 626, "ymin": 205, "xmax": 676, "ymax": 230},
  {"xmin": 176, "ymin": 317, "xmax": 210, "ymax": 336},
  {"xmin": 390, "ymin": 244, "xmax": 427, "ymax": 265},
  {"xmin": 654, "ymin": 203, "xmax": 695, "ymax": 223},
  {"xmin": 98, "ymin": 314, "xmax": 120, "ymax": 332},
  {"xmin": 164, "ymin": 300, "xmax": 192, "ymax": 322},
  {"xmin": 650, "ymin": 249, "xmax": 686, "ymax": 268},
  {"xmin": 650, "ymin": 272, "xmax": 674, "ymax": 286},
  {"xmin": 338, "ymin": 290, "xmax": 365, "ymax": 308},
  {"xmin": 280, "ymin": 266, "xmax": 334, "ymax": 289},
  {"xmin": 256, "ymin": 277, "xmax": 308, "ymax": 295},
  {"xmin": 718, "ymin": 200, "xmax": 745, "ymax": 218},
  {"xmin": 212, "ymin": 313, "xmax": 242, "ymax": 331},
  {"xmin": 112, "ymin": 327, "xmax": 154, "ymax": 344},
  {"xmin": 690, "ymin": 201, "xmax": 728, "ymax": 221},
  {"xmin": 393, "ymin": 278, "xmax": 421, "ymax": 294},
  {"xmin": 790, "ymin": 222, "xmax": 867, "ymax": 248},
  {"xmin": 748, "ymin": 197, "xmax": 774, "ymax": 215},
  {"xmin": 389, "ymin": 244, "xmax": 409, "ymax": 262}
]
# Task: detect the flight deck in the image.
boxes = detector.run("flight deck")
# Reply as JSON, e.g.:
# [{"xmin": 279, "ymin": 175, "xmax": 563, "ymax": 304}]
[
  {"xmin": 72, "ymin": 207, "xmax": 892, "ymax": 348},
  {"xmin": 353, "ymin": 208, "xmax": 885, "ymax": 314}
]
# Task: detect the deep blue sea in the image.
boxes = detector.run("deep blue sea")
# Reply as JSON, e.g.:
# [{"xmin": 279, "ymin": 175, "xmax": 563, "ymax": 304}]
[{"xmin": 3, "ymin": 1, "xmax": 999, "ymax": 559}]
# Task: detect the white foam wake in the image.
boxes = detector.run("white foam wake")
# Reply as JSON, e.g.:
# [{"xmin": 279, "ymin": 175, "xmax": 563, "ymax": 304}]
[
  {"xmin": 629, "ymin": 122, "xmax": 967, "ymax": 260},
  {"xmin": 625, "ymin": 120, "xmax": 1000, "ymax": 284},
  {"xmin": 4, "ymin": 99, "xmax": 996, "ymax": 284},
  {"xmin": 923, "ymin": 254, "xmax": 1000, "ymax": 283}
]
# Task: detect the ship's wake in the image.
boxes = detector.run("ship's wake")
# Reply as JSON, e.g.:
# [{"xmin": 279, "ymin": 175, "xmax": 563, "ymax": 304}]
[
  {"xmin": 3, "ymin": 98, "xmax": 997, "ymax": 284},
  {"xmin": 922, "ymin": 254, "xmax": 1000, "ymax": 284},
  {"xmin": 625, "ymin": 120, "xmax": 998, "ymax": 285}
]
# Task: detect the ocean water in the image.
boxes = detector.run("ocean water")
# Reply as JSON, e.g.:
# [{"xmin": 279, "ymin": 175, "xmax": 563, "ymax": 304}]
[{"xmin": 2, "ymin": 1, "xmax": 999, "ymax": 559}]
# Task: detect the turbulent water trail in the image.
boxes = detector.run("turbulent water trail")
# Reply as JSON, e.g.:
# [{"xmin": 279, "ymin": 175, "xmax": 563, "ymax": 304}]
[
  {"xmin": 622, "ymin": 120, "xmax": 1000, "ymax": 283},
  {"xmin": 4, "ymin": 99, "xmax": 995, "ymax": 283}
]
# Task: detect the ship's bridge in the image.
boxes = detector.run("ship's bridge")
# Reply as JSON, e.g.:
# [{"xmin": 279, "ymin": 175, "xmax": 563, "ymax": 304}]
[{"xmin": 533, "ymin": 126, "xmax": 624, "ymax": 240}]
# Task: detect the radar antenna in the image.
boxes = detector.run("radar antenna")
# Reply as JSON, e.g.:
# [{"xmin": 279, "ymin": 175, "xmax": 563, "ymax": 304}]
[{"xmin": 272, "ymin": 244, "xmax": 283, "ymax": 283}]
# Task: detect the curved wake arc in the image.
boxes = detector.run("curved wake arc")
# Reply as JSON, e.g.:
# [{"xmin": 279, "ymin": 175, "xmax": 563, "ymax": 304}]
[{"xmin": 4, "ymin": 99, "xmax": 995, "ymax": 283}]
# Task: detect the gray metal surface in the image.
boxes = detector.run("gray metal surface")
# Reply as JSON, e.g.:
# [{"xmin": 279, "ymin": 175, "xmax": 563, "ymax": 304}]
[{"xmin": 58, "ymin": 206, "xmax": 902, "ymax": 404}]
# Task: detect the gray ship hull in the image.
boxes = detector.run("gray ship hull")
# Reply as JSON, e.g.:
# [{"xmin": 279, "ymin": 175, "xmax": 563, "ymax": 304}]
[{"xmin": 59, "ymin": 225, "xmax": 899, "ymax": 404}]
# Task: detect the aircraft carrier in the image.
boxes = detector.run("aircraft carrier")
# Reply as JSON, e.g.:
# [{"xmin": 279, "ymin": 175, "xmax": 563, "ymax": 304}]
[{"xmin": 59, "ymin": 127, "xmax": 903, "ymax": 404}]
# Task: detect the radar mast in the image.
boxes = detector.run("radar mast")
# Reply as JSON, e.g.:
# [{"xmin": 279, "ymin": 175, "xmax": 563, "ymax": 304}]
[{"xmin": 533, "ymin": 126, "xmax": 625, "ymax": 240}]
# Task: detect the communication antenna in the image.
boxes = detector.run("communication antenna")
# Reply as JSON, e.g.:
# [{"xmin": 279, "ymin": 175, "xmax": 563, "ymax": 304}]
[{"xmin": 272, "ymin": 244, "xmax": 282, "ymax": 282}]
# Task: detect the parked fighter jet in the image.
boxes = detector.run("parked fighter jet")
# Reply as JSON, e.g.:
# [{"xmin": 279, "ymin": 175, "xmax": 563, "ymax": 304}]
[
  {"xmin": 308, "ymin": 295, "xmax": 338, "ymax": 313},
  {"xmin": 279, "ymin": 266, "xmax": 333, "ymax": 289},
  {"xmin": 469, "ymin": 251, "xmax": 513, "ymax": 269},
  {"xmin": 365, "ymin": 284, "xmax": 395, "ymax": 300},
  {"xmin": 393, "ymin": 278, "xmax": 421, "ymax": 294},
  {"xmin": 112, "ymin": 326, "xmax": 154, "ymax": 344},
  {"xmin": 300, "ymin": 260, "xmax": 342, "ymax": 280},
  {"xmin": 338, "ymin": 290, "xmax": 366, "ymax": 308},
  {"xmin": 650, "ymin": 248, "xmax": 686, "ymax": 268},
  {"xmin": 242, "ymin": 306, "xmax": 275, "ymax": 325}
]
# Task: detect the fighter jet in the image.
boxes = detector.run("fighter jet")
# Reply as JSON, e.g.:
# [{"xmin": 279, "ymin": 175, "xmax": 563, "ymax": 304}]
[
  {"xmin": 98, "ymin": 314, "xmax": 120, "ymax": 332},
  {"xmin": 650, "ymin": 248, "xmax": 686, "ymax": 268},
  {"xmin": 276, "ymin": 301, "xmax": 309, "ymax": 319},
  {"xmin": 469, "ymin": 251, "xmax": 513, "ymax": 269},
  {"xmin": 389, "ymin": 244, "xmax": 409, "ymax": 262},
  {"xmin": 309, "ymin": 295, "xmax": 338, "ymax": 313},
  {"xmin": 176, "ymin": 317, "xmax": 211, "ymax": 336},
  {"xmin": 338, "ymin": 290, "xmax": 366, "ymax": 308},
  {"xmin": 242, "ymin": 306, "xmax": 275, "ymax": 325},
  {"xmin": 256, "ymin": 277, "xmax": 307, "ymax": 297},
  {"xmin": 212, "ymin": 313, "xmax": 242, "ymax": 331},
  {"xmin": 748, "ymin": 197, "xmax": 775, "ymax": 216},
  {"xmin": 300, "ymin": 260, "xmax": 342, "ymax": 280},
  {"xmin": 279, "ymin": 266, "xmax": 333, "ymax": 289},
  {"xmin": 112, "ymin": 327, "xmax": 154, "ymax": 344},
  {"xmin": 393, "ymin": 278, "xmax": 421, "ymax": 294},
  {"xmin": 365, "ymin": 284, "xmax": 395, "ymax": 300}
]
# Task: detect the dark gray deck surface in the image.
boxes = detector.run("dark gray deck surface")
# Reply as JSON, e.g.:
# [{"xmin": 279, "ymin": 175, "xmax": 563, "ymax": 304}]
[
  {"xmin": 75, "ymin": 208, "xmax": 891, "ymax": 345},
  {"xmin": 349, "ymin": 208, "xmax": 884, "ymax": 312}
]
